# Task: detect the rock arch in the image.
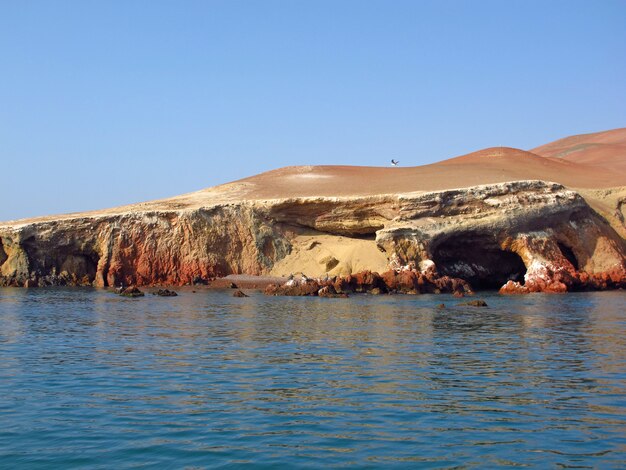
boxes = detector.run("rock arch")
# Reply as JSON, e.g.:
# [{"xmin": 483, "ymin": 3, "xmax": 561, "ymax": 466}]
[{"xmin": 431, "ymin": 233, "xmax": 527, "ymax": 290}]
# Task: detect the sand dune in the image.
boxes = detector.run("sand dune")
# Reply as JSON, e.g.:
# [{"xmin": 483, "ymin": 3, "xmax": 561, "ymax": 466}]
[
  {"xmin": 233, "ymin": 146, "xmax": 623, "ymax": 200},
  {"xmin": 531, "ymin": 127, "xmax": 626, "ymax": 172}
]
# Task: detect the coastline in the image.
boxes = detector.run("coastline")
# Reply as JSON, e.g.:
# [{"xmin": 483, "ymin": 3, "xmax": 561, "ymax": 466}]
[{"xmin": 1, "ymin": 131, "xmax": 624, "ymax": 294}]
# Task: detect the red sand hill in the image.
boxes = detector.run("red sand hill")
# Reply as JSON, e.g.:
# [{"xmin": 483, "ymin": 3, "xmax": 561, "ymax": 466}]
[
  {"xmin": 531, "ymin": 127, "xmax": 626, "ymax": 173},
  {"xmin": 236, "ymin": 146, "xmax": 624, "ymax": 201}
]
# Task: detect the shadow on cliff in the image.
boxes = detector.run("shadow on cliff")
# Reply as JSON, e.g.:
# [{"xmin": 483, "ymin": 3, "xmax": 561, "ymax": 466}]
[
  {"xmin": 431, "ymin": 234, "xmax": 527, "ymax": 290},
  {"xmin": 21, "ymin": 236, "xmax": 100, "ymax": 286},
  {"xmin": 0, "ymin": 239, "xmax": 7, "ymax": 268}
]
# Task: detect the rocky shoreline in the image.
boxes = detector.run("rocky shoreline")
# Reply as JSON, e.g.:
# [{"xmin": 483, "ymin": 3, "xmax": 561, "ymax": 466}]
[
  {"xmin": 265, "ymin": 269, "xmax": 473, "ymax": 297},
  {"xmin": 102, "ymin": 265, "xmax": 625, "ymax": 300},
  {"xmin": 264, "ymin": 265, "xmax": 625, "ymax": 298}
]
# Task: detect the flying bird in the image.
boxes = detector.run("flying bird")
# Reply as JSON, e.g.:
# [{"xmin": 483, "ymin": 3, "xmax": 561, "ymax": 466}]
[{"xmin": 391, "ymin": 159, "xmax": 399, "ymax": 166}]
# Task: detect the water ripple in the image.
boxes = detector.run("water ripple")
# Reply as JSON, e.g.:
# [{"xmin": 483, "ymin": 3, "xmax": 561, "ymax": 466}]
[{"xmin": 0, "ymin": 288, "xmax": 625, "ymax": 468}]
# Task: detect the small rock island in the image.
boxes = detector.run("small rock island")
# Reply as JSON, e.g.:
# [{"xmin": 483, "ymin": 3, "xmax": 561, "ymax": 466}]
[{"xmin": 1, "ymin": 128, "xmax": 625, "ymax": 294}]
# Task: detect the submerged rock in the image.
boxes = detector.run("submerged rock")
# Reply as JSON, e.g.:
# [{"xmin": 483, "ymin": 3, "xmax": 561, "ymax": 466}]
[
  {"xmin": 154, "ymin": 289, "xmax": 178, "ymax": 297},
  {"xmin": 233, "ymin": 290, "xmax": 248, "ymax": 297},
  {"xmin": 318, "ymin": 285, "xmax": 349, "ymax": 298},
  {"xmin": 119, "ymin": 286, "xmax": 144, "ymax": 297},
  {"xmin": 458, "ymin": 299, "xmax": 488, "ymax": 307}
]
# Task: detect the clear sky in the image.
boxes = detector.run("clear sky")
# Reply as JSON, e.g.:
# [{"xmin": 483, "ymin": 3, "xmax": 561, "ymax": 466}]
[{"xmin": 1, "ymin": 0, "xmax": 625, "ymax": 221}]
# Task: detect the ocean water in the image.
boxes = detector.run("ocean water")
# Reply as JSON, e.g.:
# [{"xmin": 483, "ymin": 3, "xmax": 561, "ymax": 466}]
[{"xmin": 0, "ymin": 288, "xmax": 624, "ymax": 469}]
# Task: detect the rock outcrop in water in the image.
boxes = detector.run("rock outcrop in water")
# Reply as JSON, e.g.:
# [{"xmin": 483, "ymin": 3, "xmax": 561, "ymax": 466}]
[
  {"xmin": 265, "ymin": 269, "xmax": 474, "ymax": 297},
  {"xmin": 1, "ymin": 179, "xmax": 624, "ymax": 292}
]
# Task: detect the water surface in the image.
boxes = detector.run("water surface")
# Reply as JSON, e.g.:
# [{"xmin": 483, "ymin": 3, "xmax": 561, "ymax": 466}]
[{"xmin": 0, "ymin": 288, "xmax": 625, "ymax": 468}]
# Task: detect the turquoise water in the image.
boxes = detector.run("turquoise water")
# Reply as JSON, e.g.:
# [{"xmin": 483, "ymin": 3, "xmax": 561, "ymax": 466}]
[{"xmin": 0, "ymin": 288, "xmax": 625, "ymax": 469}]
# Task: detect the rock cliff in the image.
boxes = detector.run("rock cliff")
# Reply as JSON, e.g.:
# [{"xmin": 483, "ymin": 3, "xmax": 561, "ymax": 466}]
[{"xmin": 1, "ymin": 179, "xmax": 624, "ymax": 292}]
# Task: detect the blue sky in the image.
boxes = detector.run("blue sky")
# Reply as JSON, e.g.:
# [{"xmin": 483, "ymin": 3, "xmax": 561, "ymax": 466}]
[{"xmin": 1, "ymin": 0, "xmax": 625, "ymax": 220}]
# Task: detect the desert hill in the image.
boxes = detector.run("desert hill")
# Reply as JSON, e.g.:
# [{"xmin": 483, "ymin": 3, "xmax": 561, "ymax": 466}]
[
  {"xmin": 232, "ymin": 146, "xmax": 622, "ymax": 200},
  {"xmin": 531, "ymin": 127, "xmax": 626, "ymax": 172}
]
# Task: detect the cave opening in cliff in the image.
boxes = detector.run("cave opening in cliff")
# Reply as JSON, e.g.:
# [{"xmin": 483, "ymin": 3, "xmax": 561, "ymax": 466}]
[
  {"xmin": 56, "ymin": 253, "xmax": 100, "ymax": 283},
  {"xmin": 557, "ymin": 242, "xmax": 579, "ymax": 270},
  {"xmin": 432, "ymin": 235, "xmax": 527, "ymax": 290}
]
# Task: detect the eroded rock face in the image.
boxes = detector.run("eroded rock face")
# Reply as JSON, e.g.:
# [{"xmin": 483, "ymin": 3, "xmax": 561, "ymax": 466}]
[
  {"xmin": 0, "ymin": 206, "xmax": 291, "ymax": 287},
  {"xmin": 1, "ymin": 180, "xmax": 624, "ymax": 292},
  {"xmin": 377, "ymin": 181, "xmax": 626, "ymax": 293}
]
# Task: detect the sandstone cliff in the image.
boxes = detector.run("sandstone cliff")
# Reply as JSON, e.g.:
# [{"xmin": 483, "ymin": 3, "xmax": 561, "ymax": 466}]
[{"xmin": 1, "ymin": 180, "xmax": 624, "ymax": 292}]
